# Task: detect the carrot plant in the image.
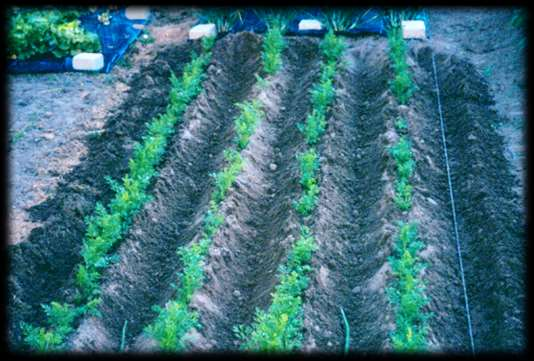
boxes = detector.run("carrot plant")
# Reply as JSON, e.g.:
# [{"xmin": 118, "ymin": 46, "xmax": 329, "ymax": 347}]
[
  {"xmin": 294, "ymin": 31, "xmax": 343, "ymax": 217},
  {"xmin": 21, "ymin": 35, "xmax": 216, "ymax": 352},
  {"xmin": 144, "ymin": 26, "xmax": 287, "ymax": 352},
  {"xmin": 386, "ymin": 222, "xmax": 430, "ymax": 351},
  {"xmin": 388, "ymin": 27, "xmax": 415, "ymax": 104},
  {"xmin": 233, "ymin": 226, "xmax": 316, "ymax": 351},
  {"xmin": 298, "ymin": 148, "xmax": 319, "ymax": 190},
  {"xmin": 386, "ymin": 25, "xmax": 430, "ymax": 352},
  {"xmin": 262, "ymin": 21, "xmax": 285, "ymax": 75},
  {"xmin": 235, "ymin": 100, "xmax": 265, "ymax": 151},
  {"xmin": 236, "ymin": 30, "xmax": 344, "ymax": 351}
]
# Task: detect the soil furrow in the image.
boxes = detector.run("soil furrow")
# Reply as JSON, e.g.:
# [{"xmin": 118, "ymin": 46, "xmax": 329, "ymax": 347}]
[
  {"xmin": 67, "ymin": 33, "xmax": 264, "ymax": 351},
  {"xmin": 185, "ymin": 37, "xmax": 322, "ymax": 351},
  {"xmin": 8, "ymin": 42, "xmax": 196, "ymax": 349},
  {"xmin": 301, "ymin": 37, "xmax": 397, "ymax": 352},
  {"xmin": 413, "ymin": 46, "xmax": 525, "ymax": 352},
  {"xmin": 398, "ymin": 44, "xmax": 471, "ymax": 351}
]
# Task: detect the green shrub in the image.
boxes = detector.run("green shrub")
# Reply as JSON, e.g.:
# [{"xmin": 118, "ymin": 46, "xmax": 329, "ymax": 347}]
[
  {"xmin": 390, "ymin": 136, "xmax": 415, "ymax": 180},
  {"xmin": 8, "ymin": 8, "xmax": 101, "ymax": 60},
  {"xmin": 310, "ymin": 77, "xmax": 335, "ymax": 113},
  {"xmin": 21, "ymin": 302, "xmax": 84, "ymax": 352},
  {"xmin": 391, "ymin": 71, "xmax": 414, "ymax": 105},
  {"xmin": 203, "ymin": 201, "xmax": 224, "ymax": 238},
  {"xmin": 390, "ymin": 137, "xmax": 412, "ymax": 163}
]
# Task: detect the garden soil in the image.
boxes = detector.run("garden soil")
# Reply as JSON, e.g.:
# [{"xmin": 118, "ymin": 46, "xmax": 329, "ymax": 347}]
[{"xmin": 7, "ymin": 8, "xmax": 525, "ymax": 354}]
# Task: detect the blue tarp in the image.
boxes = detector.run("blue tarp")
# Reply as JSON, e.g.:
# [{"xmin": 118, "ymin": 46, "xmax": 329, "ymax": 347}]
[
  {"xmin": 8, "ymin": 7, "xmax": 149, "ymax": 74},
  {"xmin": 8, "ymin": 7, "xmax": 394, "ymax": 74},
  {"xmin": 335, "ymin": 9, "xmax": 387, "ymax": 37},
  {"xmin": 230, "ymin": 9, "xmax": 267, "ymax": 33}
]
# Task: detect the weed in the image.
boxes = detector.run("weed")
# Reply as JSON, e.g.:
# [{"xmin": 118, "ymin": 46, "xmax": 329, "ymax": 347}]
[
  {"xmin": 511, "ymin": 9, "xmax": 525, "ymax": 28},
  {"xmin": 139, "ymin": 30, "xmax": 155, "ymax": 45},
  {"xmin": 10, "ymin": 129, "xmax": 25, "ymax": 146},
  {"xmin": 482, "ymin": 65, "xmax": 493, "ymax": 79}
]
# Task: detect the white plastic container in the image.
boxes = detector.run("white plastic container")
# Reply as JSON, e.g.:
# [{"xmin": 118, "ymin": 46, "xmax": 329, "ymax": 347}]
[
  {"xmin": 401, "ymin": 20, "xmax": 426, "ymax": 39},
  {"xmin": 298, "ymin": 19, "xmax": 322, "ymax": 31},
  {"xmin": 189, "ymin": 23, "xmax": 217, "ymax": 40},
  {"xmin": 72, "ymin": 53, "xmax": 104, "ymax": 71},
  {"xmin": 125, "ymin": 6, "xmax": 150, "ymax": 20}
]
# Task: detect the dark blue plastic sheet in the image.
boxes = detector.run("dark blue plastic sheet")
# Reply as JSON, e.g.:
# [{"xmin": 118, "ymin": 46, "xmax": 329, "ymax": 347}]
[
  {"xmin": 334, "ymin": 9, "xmax": 387, "ymax": 37},
  {"xmin": 230, "ymin": 9, "xmax": 267, "ymax": 33},
  {"xmin": 8, "ymin": 7, "xmax": 149, "ymax": 74},
  {"xmin": 80, "ymin": 8, "xmax": 149, "ymax": 73}
]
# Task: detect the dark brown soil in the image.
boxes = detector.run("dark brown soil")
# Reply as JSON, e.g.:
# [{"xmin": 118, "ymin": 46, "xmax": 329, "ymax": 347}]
[
  {"xmin": 67, "ymin": 32, "xmax": 264, "ymax": 351},
  {"xmin": 301, "ymin": 37, "xmax": 524, "ymax": 353},
  {"xmin": 7, "ymin": 41, "xmax": 198, "ymax": 350},
  {"xmin": 8, "ymin": 11, "xmax": 525, "ymax": 354},
  {"xmin": 302, "ymin": 36, "xmax": 396, "ymax": 353},
  {"xmin": 413, "ymin": 45, "xmax": 525, "ymax": 352},
  {"xmin": 184, "ymin": 37, "xmax": 322, "ymax": 351}
]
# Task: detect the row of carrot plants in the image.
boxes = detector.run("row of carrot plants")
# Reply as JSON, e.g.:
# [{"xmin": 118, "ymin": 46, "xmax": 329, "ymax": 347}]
[
  {"xmin": 385, "ymin": 26, "xmax": 431, "ymax": 351},
  {"xmin": 21, "ymin": 36, "xmax": 216, "ymax": 352},
  {"xmin": 233, "ymin": 30, "xmax": 345, "ymax": 351},
  {"xmin": 142, "ymin": 22, "xmax": 286, "ymax": 351}
]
